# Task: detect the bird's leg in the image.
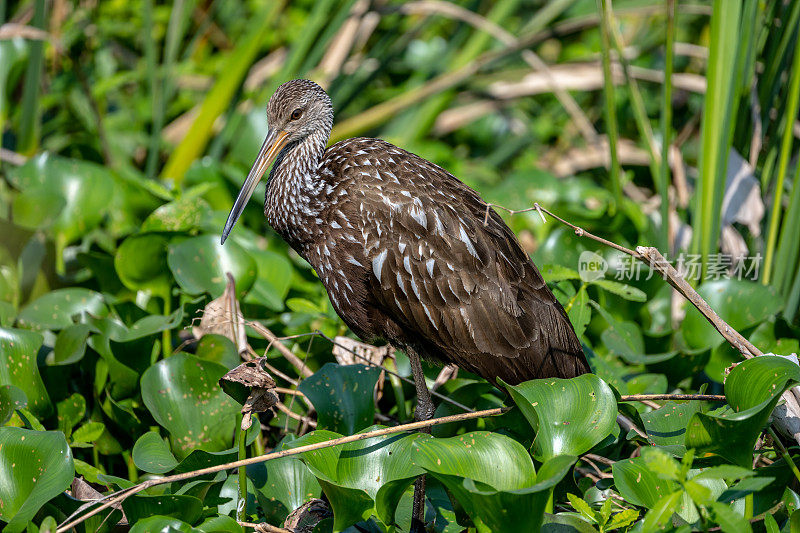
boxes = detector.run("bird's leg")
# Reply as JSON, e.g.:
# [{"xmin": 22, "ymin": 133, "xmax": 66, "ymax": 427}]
[{"xmin": 407, "ymin": 348, "xmax": 433, "ymax": 532}]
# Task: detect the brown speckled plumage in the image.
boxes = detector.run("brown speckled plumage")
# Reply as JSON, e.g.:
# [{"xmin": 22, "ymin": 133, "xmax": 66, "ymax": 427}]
[{"xmin": 224, "ymin": 79, "xmax": 590, "ymax": 387}]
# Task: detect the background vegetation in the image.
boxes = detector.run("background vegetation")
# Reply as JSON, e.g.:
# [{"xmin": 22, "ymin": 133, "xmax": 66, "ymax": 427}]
[{"xmin": 1, "ymin": 0, "xmax": 800, "ymax": 531}]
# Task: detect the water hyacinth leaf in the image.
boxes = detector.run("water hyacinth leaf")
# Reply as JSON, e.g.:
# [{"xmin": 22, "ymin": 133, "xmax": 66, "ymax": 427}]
[
  {"xmin": 132, "ymin": 431, "xmax": 179, "ymax": 474},
  {"xmin": 0, "ymin": 384, "xmax": 26, "ymax": 424},
  {"xmin": 503, "ymin": 374, "xmax": 617, "ymax": 461},
  {"xmin": 167, "ymin": 234, "xmax": 256, "ymax": 298},
  {"xmin": 50, "ymin": 323, "xmax": 90, "ymax": 365},
  {"xmin": 86, "ymin": 305, "xmax": 184, "ymax": 343},
  {"xmin": 540, "ymin": 264, "xmax": 582, "ymax": 282},
  {"xmin": 681, "ymin": 280, "xmax": 782, "ymax": 350},
  {"xmin": 0, "ymin": 327, "xmax": 51, "ymax": 417},
  {"xmin": 11, "ymin": 188, "xmax": 64, "ymax": 230},
  {"xmin": 243, "ymin": 248, "xmax": 294, "ymax": 311},
  {"xmin": 640, "ymin": 401, "xmax": 702, "ymax": 455},
  {"xmin": 6, "ymin": 153, "xmax": 114, "ymax": 246},
  {"xmin": 128, "ymin": 516, "xmax": 193, "ymax": 533},
  {"xmin": 141, "ymin": 196, "xmax": 207, "ymax": 232},
  {"xmin": 612, "ymin": 456, "xmax": 679, "ymax": 508},
  {"xmin": 299, "ymin": 363, "xmax": 382, "ymax": 434},
  {"xmin": 121, "ymin": 493, "xmax": 203, "ymax": 525},
  {"xmin": 17, "ymin": 288, "xmax": 107, "ymax": 331},
  {"xmin": 415, "ymin": 432, "xmax": 575, "ymax": 532},
  {"xmin": 141, "ymin": 353, "xmax": 239, "ymax": 459},
  {"xmin": 114, "ymin": 233, "xmax": 172, "ymax": 295},
  {"xmin": 71, "ymin": 422, "xmax": 105, "ymax": 445},
  {"xmin": 196, "ymin": 515, "xmax": 243, "ymax": 533},
  {"xmin": 685, "ymin": 356, "xmax": 800, "ymax": 467},
  {"xmin": 56, "ymin": 393, "xmax": 85, "ymax": 436},
  {"xmin": 249, "ymin": 445, "xmax": 322, "ymax": 524},
  {"xmin": 0, "ymin": 428, "xmax": 74, "ymax": 533},
  {"xmin": 195, "ymin": 334, "xmax": 240, "ymax": 368}
]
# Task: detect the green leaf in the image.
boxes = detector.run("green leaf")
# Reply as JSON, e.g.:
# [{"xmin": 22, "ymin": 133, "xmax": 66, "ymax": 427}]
[
  {"xmin": 605, "ymin": 508, "xmax": 639, "ymax": 530},
  {"xmin": 50, "ymin": 324, "xmax": 91, "ymax": 365},
  {"xmin": 567, "ymin": 493, "xmax": 599, "ymax": 523},
  {"xmin": 0, "ymin": 327, "xmax": 51, "ymax": 417},
  {"xmin": 612, "ymin": 456, "xmax": 679, "ymax": 508},
  {"xmin": 294, "ymin": 428, "xmax": 420, "ymax": 530},
  {"xmin": 17, "ymin": 288, "xmax": 108, "ymax": 331},
  {"xmin": 640, "ymin": 401, "xmax": 702, "ymax": 455},
  {"xmin": 195, "ymin": 334, "xmax": 240, "ymax": 368},
  {"xmin": 168, "ymin": 235, "xmax": 256, "ymax": 298},
  {"xmin": 0, "ymin": 428, "xmax": 74, "ymax": 533},
  {"xmin": 243, "ymin": 249, "xmax": 293, "ymax": 311},
  {"xmin": 298, "ymin": 363, "xmax": 381, "ymax": 434},
  {"xmin": 692, "ymin": 465, "xmax": 755, "ymax": 481},
  {"xmin": 541, "ymin": 264, "xmax": 582, "ymax": 282},
  {"xmin": 132, "ymin": 431, "xmax": 180, "ymax": 474},
  {"xmin": 141, "ymin": 353, "xmax": 239, "ymax": 459},
  {"xmin": 681, "ymin": 280, "xmax": 783, "ymax": 350},
  {"xmin": 641, "ymin": 446, "xmax": 681, "ymax": 481},
  {"xmin": 416, "ymin": 433, "xmax": 575, "ymax": 533},
  {"xmin": 566, "ymin": 285, "xmax": 590, "ymax": 338},
  {"xmin": 122, "ymin": 494, "xmax": 203, "ymax": 525},
  {"xmin": 685, "ymin": 356, "xmax": 800, "ymax": 467},
  {"xmin": 503, "ymin": 374, "xmax": 617, "ymax": 461},
  {"xmin": 56, "ymin": 393, "xmax": 85, "ymax": 436},
  {"xmin": 141, "ymin": 197, "xmax": 207, "ymax": 232},
  {"xmin": 641, "ymin": 490, "xmax": 682, "ymax": 532},
  {"xmin": 71, "ymin": 421, "xmax": 105, "ymax": 444},
  {"xmin": 114, "ymin": 233, "xmax": 172, "ymax": 295},
  {"xmin": 590, "ymin": 279, "xmax": 647, "ymax": 302},
  {"xmin": 249, "ymin": 436, "xmax": 322, "ymax": 524},
  {"xmin": 709, "ymin": 501, "xmax": 752, "ymax": 533},
  {"xmin": 129, "ymin": 516, "xmax": 193, "ymax": 533},
  {"xmin": 0, "ymin": 385, "xmax": 26, "ymax": 424},
  {"xmin": 7, "ymin": 153, "xmax": 114, "ymax": 246}
]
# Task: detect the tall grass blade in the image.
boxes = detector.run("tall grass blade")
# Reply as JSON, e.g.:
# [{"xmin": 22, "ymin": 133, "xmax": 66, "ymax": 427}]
[
  {"xmin": 774, "ymin": 159, "xmax": 800, "ymax": 299},
  {"xmin": 160, "ymin": 3, "xmax": 280, "ymax": 186},
  {"xmin": 16, "ymin": 0, "xmax": 45, "ymax": 156},
  {"xmin": 597, "ymin": 0, "xmax": 622, "ymax": 213},
  {"xmin": 658, "ymin": 0, "xmax": 676, "ymax": 251},
  {"xmin": 690, "ymin": 0, "xmax": 741, "ymax": 277},
  {"xmin": 763, "ymin": 22, "xmax": 800, "ymax": 286}
]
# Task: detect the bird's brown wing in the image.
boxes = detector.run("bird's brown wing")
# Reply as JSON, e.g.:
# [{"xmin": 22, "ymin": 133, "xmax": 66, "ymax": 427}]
[{"xmin": 332, "ymin": 139, "xmax": 589, "ymax": 384}]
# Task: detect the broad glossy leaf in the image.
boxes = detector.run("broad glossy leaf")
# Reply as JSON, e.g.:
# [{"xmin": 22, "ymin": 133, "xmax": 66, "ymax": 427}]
[
  {"xmin": 415, "ymin": 432, "xmax": 576, "ymax": 532},
  {"xmin": 0, "ymin": 327, "xmax": 50, "ymax": 416},
  {"xmin": 685, "ymin": 356, "xmax": 800, "ymax": 467},
  {"xmin": 243, "ymin": 248, "xmax": 293, "ymax": 311},
  {"xmin": 132, "ymin": 431, "xmax": 179, "ymax": 474},
  {"xmin": 681, "ymin": 280, "xmax": 783, "ymax": 350},
  {"xmin": 0, "ymin": 384, "xmax": 26, "ymax": 424},
  {"xmin": 141, "ymin": 197, "xmax": 207, "ymax": 232},
  {"xmin": 129, "ymin": 516, "xmax": 195, "ymax": 533},
  {"xmin": 86, "ymin": 306, "xmax": 183, "ymax": 343},
  {"xmin": 612, "ymin": 456, "xmax": 679, "ymax": 508},
  {"xmin": 249, "ymin": 437, "xmax": 322, "ymax": 524},
  {"xmin": 56, "ymin": 393, "xmax": 85, "ymax": 436},
  {"xmin": 168, "ymin": 235, "xmax": 256, "ymax": 298},
  {"xmin": 141, "ymin": 353, "xmax": 239, "ymax": 459},
  {"xmin": 640, "ymin": 401, "xmax": 702, "ymax": 455},
  {"xmin": 566, "ymin": 285, "xmax": 590, "ymax": 338},
  {"xmin": 504, "ymin": 374, "xmax": 617, "ymax": 461},
  {"xmin": 0, "ymin": 428, "xmax": 74, "ymax": 533},
  {"xmin": 17, "ymin": 288, "xmax": 107, "ymax": 331},
  {"xmin": 299, "ymin": 363, "xmax": 381, "ymax": 434},
  {"xmin": 195, "ymin": 334, "xmax": 240, "ymax": 368},
  {"xmin": 50, "ymin": 324, "xmax": 90, "ymax": 365},
  {"xmin": 7, "ymin": 153, "xmax": 114, "ymax": 246},
  {"xmin": 115, "ymin": 233, "xmax": 172, "ymax": 295},
  {"xmin": 71, "ymin": 421, "xmax": 105, "ymax": 445},
  {"xmin": 122, "ymin": 494, "xmax": 203, "ymax": 525}
]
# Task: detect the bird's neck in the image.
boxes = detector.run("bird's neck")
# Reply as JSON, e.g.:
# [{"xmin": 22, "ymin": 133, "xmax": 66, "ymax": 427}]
[{"xmin": 264, "ymin": 128, "xmax": 330, "ymax": 247}]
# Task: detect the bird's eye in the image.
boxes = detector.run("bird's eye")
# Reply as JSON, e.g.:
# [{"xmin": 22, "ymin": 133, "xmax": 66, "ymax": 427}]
[{"xmin": 290, "ymin": 108, "xmax": 303, "ymax": 120}]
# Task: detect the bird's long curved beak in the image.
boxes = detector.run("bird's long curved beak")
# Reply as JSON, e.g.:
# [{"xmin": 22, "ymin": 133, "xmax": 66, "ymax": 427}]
[{"xmin": 220, "ymin": 129, "xmax": 290, "ymax": 244}]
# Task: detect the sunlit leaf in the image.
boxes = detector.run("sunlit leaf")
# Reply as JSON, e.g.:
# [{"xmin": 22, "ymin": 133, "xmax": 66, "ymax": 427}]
[
  {"xmin": 0, "ymin": 428, "xmax": 74, "ymax": 533},
  {"xmin": 17, "ymin": 288, "xmax": 107, "ymax": 331},
  {"xmin": 503, "ymin": 374, "xmax": 617, "ymax": 461},
  {"xmin": 168, "ymin": 235, "xmax": 256, "ymax": 298},
  {"xmin": 141, "ymin": 353, "xmax": 239, "ymax": 459},
  {"xmin": 0, "ymin": 327, "xmax": 50, "ymax": 417}
]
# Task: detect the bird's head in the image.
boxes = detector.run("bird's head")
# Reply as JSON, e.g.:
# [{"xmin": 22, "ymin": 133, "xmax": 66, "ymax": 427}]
[{"xmin": 221, "ymin": 79, "xmax": 333, "ymax": 244}]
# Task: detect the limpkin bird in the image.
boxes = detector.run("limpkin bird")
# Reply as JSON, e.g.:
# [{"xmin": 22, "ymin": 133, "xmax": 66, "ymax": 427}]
[{"xmin": 221, "ymin": 79, "xmax": 590, "ymax": 526}]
